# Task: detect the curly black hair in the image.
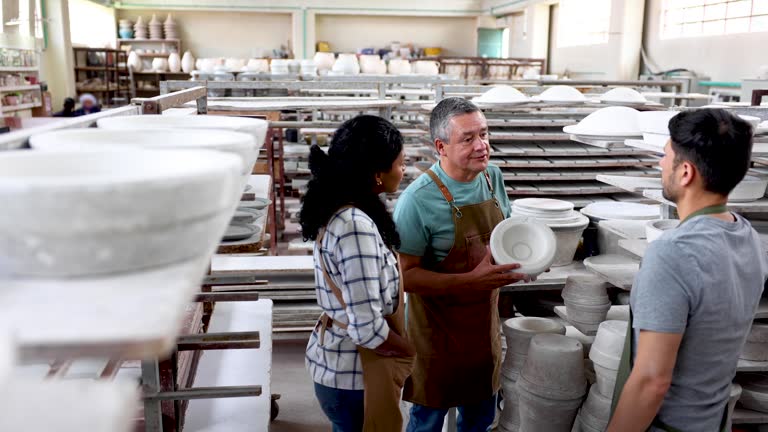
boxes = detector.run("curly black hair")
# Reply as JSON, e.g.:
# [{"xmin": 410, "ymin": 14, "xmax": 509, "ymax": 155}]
[{"xmin": 299, "ymin": 115, "xmax": 403, "ymax": 249}]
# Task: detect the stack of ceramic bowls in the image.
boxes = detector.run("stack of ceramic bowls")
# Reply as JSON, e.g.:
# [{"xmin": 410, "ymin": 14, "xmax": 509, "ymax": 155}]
[
  {"xmin": 133, "ymin": 16, "xmax": 147, "ymax": 39},
  {"xmin": 574, "ymin": 384, "xmax": 612, "ymax": 432},
  {"xmin": 741, "ymin": 323, "xmax": 768, "ymax": 361},
  {"xmin": 738, "ymin": 373, "xmax": 768, "ymax": 413},
  {"xmin": 163, "ymin": 14, "xmax": 178, "ymax": 39},
  {"xmin": 499, "ymin": 318, "xmax": 565, "ymax": 432},
  {"xmin": 148, "ymin": 14, "xmax": 163, "ymax": 39},
  {"xmin": 511, "ymin": 198, "xmax": 590, "ymax": 266},
  {"xmin": 588, "ymin": 320, "xmax": 627, "ymax": 400},
  {"xmin": 0, "ymin": 148, "xmax": 242, "ymax": 278},
  {"xmin": 118, "ymin": 19, "xmax": 133, "ymax": 39},
  {"xmin": 561, "ymin": 276, "xmax": 612, "ymax": 335},
  {"xmin": 517, "ymin": 334, "xmax": 587, "ymax": 432},
  {"xmin": 300, "ymin": 59, "xmax": 317, "ymax": 76},
  {"xmin": 270, "ymin": 59, "xmax": 290, "ymax": 75}
]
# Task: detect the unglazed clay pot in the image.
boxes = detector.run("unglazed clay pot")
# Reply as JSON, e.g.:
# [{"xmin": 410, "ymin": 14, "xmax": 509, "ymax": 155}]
[
  {"xmin": 167, "ymin": 52, "xmax": 181, "ymax": 73},
  {"xmin": 519, "ymin": 334, "xmax": 587, "ymax": 400},
  {"xmin": 181, "ymin": 50, "xmax": 195, "ymax": 73},
  {"xmin": 502, "ymin": 317, "xmax": 566, "ymax": 382}
]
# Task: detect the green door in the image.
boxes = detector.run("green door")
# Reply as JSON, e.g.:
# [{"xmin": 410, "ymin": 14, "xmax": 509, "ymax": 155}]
[{"xmin": 477, "ymin": 28, "xmax": 504, "ymax": 58}]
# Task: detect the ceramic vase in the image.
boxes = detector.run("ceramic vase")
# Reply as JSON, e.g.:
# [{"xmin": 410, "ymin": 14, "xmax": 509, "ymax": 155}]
[
  {"xmin": 181, "ymin": 51, "xmax": 195, "ymax": 73},
  {"xmin": 168, "ymin": 52, "xmax": 181, "ymax": 73}
]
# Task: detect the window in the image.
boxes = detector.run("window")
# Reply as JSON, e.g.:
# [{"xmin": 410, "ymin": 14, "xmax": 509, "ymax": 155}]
[
  {"xmin": 557, "ymin": 0, "xmax": 612, "ymax": 48},
  {"xmin": 661, "ymin": 0, "xmax": 768, "ymax": 39}
]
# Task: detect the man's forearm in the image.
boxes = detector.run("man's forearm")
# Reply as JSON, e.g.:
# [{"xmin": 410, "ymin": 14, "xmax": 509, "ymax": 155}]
[
  {"xmin": 403, "ymin": 266, "xmax": 475, "ymax": 296},
  {"xmin": 607, "ymin": 373, "xmax": 669, "ymax": 432}
]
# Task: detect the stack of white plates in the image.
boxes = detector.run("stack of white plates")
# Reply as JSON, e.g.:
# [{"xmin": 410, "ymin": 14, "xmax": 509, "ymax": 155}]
[
  {"xmin": 148, "ymin": 14, "xmax": 163, "ymax": 39},
  {"xmin": 133, "ymin": 16, "xmax": 147, "ymax": 39},
  {"xmin": 563, "ymin": 106, "xmax": 642, "ymax": 144},
  {"xmin": 163, "ymin": 14, "xmax": 178, "ymax": 39},
  {"xmin": 270, "ymin": 59, "xmax": 289, "ymax": 75},
  {"xmin": 512, "ymin": 199, "xmax": 590, "ymax": 266}
]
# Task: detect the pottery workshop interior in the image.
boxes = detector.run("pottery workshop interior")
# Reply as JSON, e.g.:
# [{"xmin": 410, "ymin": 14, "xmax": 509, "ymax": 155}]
[{"xmin": 3, "ymin": 0, "xmax": 768, "ymax": 431}]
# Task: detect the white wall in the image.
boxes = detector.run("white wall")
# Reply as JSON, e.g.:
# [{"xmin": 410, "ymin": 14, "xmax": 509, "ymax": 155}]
[
  {"xmin": 548, "ymin": 0, "xmax": 644, "ymax": 80},
  {"xmin": 643, "ymin": 0, "xmax": 767, "ymax": 82},
  {"xmin": 69, "ymin": 0, "xmax": 116, "ymax": 49},
  {"xmin": 115, "ymin": 9, "xmax": 293, "ymax": 58},
  {"xmin": 315, "ymin": 14, "xmax": 478, "ymax": 56}
]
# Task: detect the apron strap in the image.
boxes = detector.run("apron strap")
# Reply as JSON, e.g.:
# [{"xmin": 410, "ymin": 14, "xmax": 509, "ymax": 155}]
[{"xmin": 425, "ymin": 169, "xmax": 454, "ymax": 203}]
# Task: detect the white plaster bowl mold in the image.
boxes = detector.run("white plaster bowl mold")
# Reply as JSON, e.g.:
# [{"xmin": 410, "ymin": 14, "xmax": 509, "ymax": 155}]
[
  {"xmin": 549, "ymin": 218, "xmax": 590, "ymax": 267},
  {"xmin": 638, "ymin": 110, "xmax": 679, "ymax": 135},
  {"xmin": 563, "ymin": 106, "xmax": 642, "ymax": 138},
  {"xmin": 566, "ymin": 327, "xmax": 596, "ymax": 358},
  {"xmin": 0, "ymin": 149, "xmax": 242, "ymax": 277},
  {"xmin": 474, "ymin": 85, "xmax": 530, "ymax": 104},
  {"xmin": 579, "ymin": 384, "xmax": 611, "ymax": 431},
  {"xmin": 580, "ymin": 202, "xmax": 659, "ymax": 221},
  {"xmin": 491, "ymin": 219, "xmax": 557, "ymax": 277},
  {"xmin": 589, "ymin": 320, "xmax": 627, "ymax": 398},
  {"xmin": 538, "ymin": 85, "xmax": 587, "ymax": 104},
  {"xmin": 512, "ymin": 198, "xmax": 574, "ymax": 220},
  {"xmin": 599, "ymin": 87, "xmax": 648, "ymax": 105},
  {"xmin": 516, "ymin": 383, "xmax": 583, "ymax": 432},
  {"xmin": 646, "ymin": 219, "xmax": 680, "ymax": 243},
  {"xmin": 731, "ymin": 176, "xmax": 768, "ymax": 202},
  {"xmin": 519, "ymin": 333, "xmax": 587, "ymax": 400},
  {"xmin": 499, "ymin": 379, "xmax": 521, "ymax": 431},
  {"xmin": 502, "ymin": 317, "xmax": 565, "ymax": 381},
  {"xmin": 511, "ymin": 198, "xmax": 589, "ymax": 266},
  {"xmin": 727, "ymin": 383, "xmax": 743, "ymax": 430},
  {"xmin": 643, "ymin": 132, "xmax": 670, "ymax": 149},
  {"xmin": 742, "ymin": 323, "xmax": 768, "ymax": 361},
  {"xmin": 738, "ymin": 373, "xmax": 768, "ymax": 413},
  {"xmin": 564, "ymin": 301, "xmax": 611, "ymax": 335},
  {"xmin": 562, "ymin": 275, "xmax": 611, "ymax": 306}
]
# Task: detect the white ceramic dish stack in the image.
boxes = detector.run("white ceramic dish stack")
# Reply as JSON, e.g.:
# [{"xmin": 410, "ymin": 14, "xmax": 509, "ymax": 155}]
[
  {"xmin": 538, "ymin": 85, "xmax": 587, "ymax": 105},
  {"xmin": 563, "ymin": 106, "xmax": 642, "ymax": 144},
  {"xmin": 163, "ymin": 14, "xmax": 178, "ymax": 40},
  {"xmin": 588, "ymin": 320, "xmax": 627, "ymax": 399},
  {"xmin": 0, "ymin": 149, "xmax": 242, "ymax": 277},
  {"xmin": 738, "ymin": 373, "xmax": 768, "ymax": 413},
  {"xmin": 490, "ymin": 218, "xmax": 557, "ymax": 277},
  {"xmin": 148, "ymin": 14, "xmax": 163, "ymax": 40},
  {"xmin": 270, "ymin": 59, "xmax": 290, "ymax": 75},
  {"xmin": 473, "ymin": 85, "xmax": 530, "ymax": 104},
  {"xmin": 517, "ymin": 334, "xmax": 586, "ymax": 432},
  {"xmin": 562, "ymin": 276, "xmax": 612, "ymax": 335},
  {"xmin": 133, "ymin": 16, "xmax": 147, "ymax": 39},
  {"xmin": 742, "ymin": 323, "xmax": 768, "ymax": 361},
  {"xmin": 500, "ymin": 318, "xmax": 566, "ymax": 432},
  {"xmin": 646, "ymin": 219, "xmax": 680, "ymax": 243},
  {"xmin": 731, "ymin": 176, "xmax": 768, "ymax": 202},
  {"xmin": 511, "ymin": 198, "xmax": 590, "ymax": 266},
  {"xmin": 599, "ymin": 87, "xmax": 648, "ymax": 106}
]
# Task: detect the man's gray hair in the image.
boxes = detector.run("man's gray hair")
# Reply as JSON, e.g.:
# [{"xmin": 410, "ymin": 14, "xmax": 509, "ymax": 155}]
[{"xmin": 430, "ymin": 97, "xmax": 482, "ymax": 143}]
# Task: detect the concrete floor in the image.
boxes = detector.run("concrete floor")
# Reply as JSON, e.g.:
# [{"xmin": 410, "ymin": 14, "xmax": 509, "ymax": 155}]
[{"xmin": 270, "ymin": 338, "xmax": 327, "ymax": 432}]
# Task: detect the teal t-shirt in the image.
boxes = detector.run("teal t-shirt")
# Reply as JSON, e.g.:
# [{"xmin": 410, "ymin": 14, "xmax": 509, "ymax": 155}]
[{"xmin": 393, "ymin": 162, "xmax": 510, "ymax": 266}]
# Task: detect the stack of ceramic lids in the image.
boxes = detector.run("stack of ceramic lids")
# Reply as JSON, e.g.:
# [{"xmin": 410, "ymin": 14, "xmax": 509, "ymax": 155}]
[
  {"xmin": 517, "ymin": 334, "xmax": 587, "ymax": 432},
  {"xmin": 133, "ymin": 16, "xmax": 147, "ymax": 39},
  {"xmin": 563, "ymin": 106, "xmax": 642, "ymax": 146},
  {"xmin": 148, "ymin": 14, "xmax": 163, "ymax": 39},
  {"xmin": 561, "ymin": 275, "xmax": 612, "ymax": 335},
  {"xmin": 499, "ymin": 318, "xmax": 565, "ymax": 432},
  {"xmin": 163, "ymin": 14, "xmax": 178, "ymax": 39},
  {"xmin": 511, "ymin": 198, "xmax": 590, "ymax": 266}
]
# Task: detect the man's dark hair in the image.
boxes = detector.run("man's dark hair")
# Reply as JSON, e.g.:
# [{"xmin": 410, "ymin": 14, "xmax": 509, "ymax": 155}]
[{"xmin": 669, "ymin": 108, "xmax": 753, "ymax": 195}]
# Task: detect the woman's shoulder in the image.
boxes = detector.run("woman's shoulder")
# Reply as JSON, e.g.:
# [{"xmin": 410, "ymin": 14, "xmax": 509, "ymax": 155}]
[{"xmin": 327, "ymin": 207, "xmax": 377, "ymax": 234}]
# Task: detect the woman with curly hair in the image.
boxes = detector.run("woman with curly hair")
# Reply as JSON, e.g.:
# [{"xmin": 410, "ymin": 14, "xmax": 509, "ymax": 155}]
[{"xmin": 301, "ymin": 115, "xmax": 415, "ymax": 431}]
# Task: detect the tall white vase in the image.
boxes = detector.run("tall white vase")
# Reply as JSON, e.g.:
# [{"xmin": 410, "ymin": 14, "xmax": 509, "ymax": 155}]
[
  {"xmin": 181, "ymin": 50, "xmax": 195, "ymax": 73},
  {"xmin": 168, "ymin": 52, "xmax": 181, "ymax": 73}
]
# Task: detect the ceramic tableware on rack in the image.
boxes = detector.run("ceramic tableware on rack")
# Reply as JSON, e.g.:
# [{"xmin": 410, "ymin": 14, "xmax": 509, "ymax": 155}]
[
  {"xmin": 502, "ymin": 318, "xmax": 566, "ymax": 381},
  {"xmin": 0, "ymin": 149, "xmax": 242, "ymax": 277},
  {"xmin": 538, "ymin": 85, "xmax": 587, "ymax": 105},
  {"xmin": 741, "ymin": 323, "xmax": 768, "ymax": 361},
  {"xmin": 598, "ymin": 87, "xmax": 648, "ymax": 106},
  {"xmin": 222, "ymin": 223, "xmax": 260, "ymax": 242},
  {"xmin": 730, "ymin": 176, "xmax": 768, "ymax": 202},
  {"xmin": 583, "ymin": 254, "xmax": 640, "ymax": 284},
  {"xmin": 133, "ymin": 16, "xmax": 147, "ymax": 39},
  {"xmin": 118, "ymin": 19, "xmax": 134, "ymax": 39},
  {"xmin": 473, "ymin": 85, "xmax": 530, "ymax": 104},
  {"xmin": 270, "ymin": 59, "xmax": 290, "ymax": 75},
  {"xmin": 245, "ymin": 58, "xmax": 269, "ymax": 73},
  {"xmin": 225, "ymin": 58, "xmax": 247, "ymax": 72},
  {"xmin": 588, "ymin": 320, "xmax": 627, "ymax": 399},
  {"xmin": 580, "ymin": 201, "xmax": 659, "ymax": 222},
  {"xmin": 562, "ymin": 275, "xmax": 612, "ymax": 335},
  {"xmin": 163, "ymin": 14, "xmax": 178, "ymax": 39},
  {"xmin": 300, "ymin": 59, "xmax": 317, "ymax": 76},
  {"xmin": 490, "ymin": 219, "xmax": 557, "ymax": 277},
  {"xmin": 148, "ymin": 14, "xmax": 163, "ymax": 39},
  {"xmin": 413, "ymin": 60, "xmax": 439, "ymax": 75},
  {"xmin": 511, "ymin": 198, "xmax": 590, "ymax": 266},
  {"xmin": 388, "ymin": 58, "xmax": 411, "ymax": 75},
  {"xmin": 313, "ymin": 52, "xmax": 335, "ymax": 73},
  {"xmin": 578, "ymin": 384, "xmax": 612, "ymax": 432},
  {"xmin": 563, "ymin": 106, "xmax": 642, "ymax": 139},
  {"xmin": 180, "ymin": 51, "xmax": 195, "ymax": 73},
  {"xmin": 737, "ymin": 373, "xmax": 768, "ymax": 413},
  {"xmin": 151, "ymin": 57, "xmax": 168, "ymax": 72},
  {"xmin": 331, "ymin": 53, "xmax": 360, "ymax": 75},
  {"xmin": 127, "ymin": 51, "xmax": 143, "ymax": 72},
  {"xmin": 645, "ymin": 219, "xmax": 680, "ymax": 243},
  {"xmin": 167, "ymin": 52, "xmax": 181, "ymax": 73}
]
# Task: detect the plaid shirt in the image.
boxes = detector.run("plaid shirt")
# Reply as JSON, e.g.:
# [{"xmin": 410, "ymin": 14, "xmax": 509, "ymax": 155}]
[{"xmin": 305, "ymin": 207, "xmax": 400, "ymax": 390}]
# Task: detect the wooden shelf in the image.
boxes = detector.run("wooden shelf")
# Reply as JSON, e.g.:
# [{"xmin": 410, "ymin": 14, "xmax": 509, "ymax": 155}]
[
  {"xmin": 118, "ymin": 38, "xmax": 180, "ymax": 43},
  {"xmin": 1, "ymin": 102, "xmax": 41, "ymax": 112},
  {"xmin": 0, "ymin": 84, "xmax": 39, "ymax": 92},
  {"xmin": 75, "ymin": 66, "xmax": 121, "ymax": 72},
  {"xmin": 0, "ymin": 66, "xmax": 38, "ymax": 72},
  {"xmin": 132, "ymin": 71, "xmax": 189, "ymax": 75}
]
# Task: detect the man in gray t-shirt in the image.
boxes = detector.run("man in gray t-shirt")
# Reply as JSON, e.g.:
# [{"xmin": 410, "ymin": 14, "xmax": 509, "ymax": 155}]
[{"xmin": 608, "ymin": 109, "xmax": 768, "ymax": 432}]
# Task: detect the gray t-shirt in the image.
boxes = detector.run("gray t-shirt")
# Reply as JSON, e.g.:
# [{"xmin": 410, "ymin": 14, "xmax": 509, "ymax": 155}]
[{"xmin": 631, "ymin": 213, "xmax": 768, "ymax": 432}]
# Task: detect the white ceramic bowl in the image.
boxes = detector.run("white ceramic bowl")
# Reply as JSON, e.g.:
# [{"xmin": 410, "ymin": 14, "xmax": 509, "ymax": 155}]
[
  {"xmin": 549, "ymin": 215, "xmax": 590, "ymax": 266},
  {"xmin": 581, "ymin": 202, "xmax": 659, "ymax": 221},
  {"xmin": 490, "ymin": 219, "xmax": 557, "ymax": 276},
  {"xmin": 731, "ymin": 176, "xmax": 768, "ymax": 202},
  {"xmin": 599, "ymin": 87, "xmax": 647, "ymax": 104},
  {"xmin": 638, "ymin": 110, "xmax": 679, "ymax": 134},
  {"xmin": 503, "ymin": 317, "xmax": 566, "ymax": 354},
  {"xmin": 512, "ymin": 198, "xmax": 574, "ymax": 220},
  {"xmin": 538, "ymin": 85, "xmax": 587, "ymax": 104},
  {"xmin": 0, "ymin": 149, "xmax": 242, "ymax": 277},
  {"xmin": 563, "ymin": 106, "xmax": 641, "ymax": 137},
  {"xmin": 642, "ymin": 132, "xmax": 670, "ymax": 149},
  {"xmin": 474, "ymin": 85, "xmax": 529, "ymax": 104},
  {"xmin": 589, "ymin": 320, "xmax": 627, "ymax": 370},
  {"xmin": 645, "ymin": 219, "xmax": 680, "ymax": 243}
]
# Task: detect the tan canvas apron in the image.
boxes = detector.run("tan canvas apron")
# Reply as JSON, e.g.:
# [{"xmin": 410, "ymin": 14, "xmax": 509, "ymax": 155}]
[
  {"xmin": 402, "ymin": 169, "xmax": 505, "ymax": 409},
  {"xmin": 316, "ymin": 221, "xmax": 415, "ymax": 432},
  {"xmin": 609, "ymin": 204, "xmax": 729, "ymax": 432}
]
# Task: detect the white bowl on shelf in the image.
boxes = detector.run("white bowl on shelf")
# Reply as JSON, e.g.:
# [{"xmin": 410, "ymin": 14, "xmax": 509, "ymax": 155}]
[
  {"xmin": 740, "ymin": 115, "xmax": 761, "ymax": 131},
  {"xmin": 538, "ymin": 85, "xmax": 587, "ymax": 104},
  {"xmin": 580, "ymin": 202, "xmax": 659, "ymax": 221},
  {"xmin": 731, "ymin": 176, "xmax": 768, "ymax": 202},
  {"xmin": 642, "ymin": 132, "xmax": 670, "ymax": 149},
  {"xmin": 637, "ymin": 110, "xmax": 679, "ymax": 134},
  {"xmin": 490, "ymin": 218, "xmax": 557, "ymax": 276},
  {"xmin": 645, "ymin": 219, "xmax": 679, "ymax": 243},
  {"xmin": 0, "ymin": 149, "xmax": 242, "ymax": 277},
  {"xmin": 563, "ymin": 106, "xmax": 641, "ymax": 138},
  {"xmin": 473, "ymin": 85, "xmax": 530, "ymax": 104},
  {"xmin": 599, "ymin": 87, "xmax": 647, "ymax": 105}
]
